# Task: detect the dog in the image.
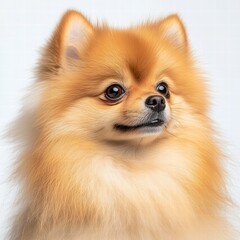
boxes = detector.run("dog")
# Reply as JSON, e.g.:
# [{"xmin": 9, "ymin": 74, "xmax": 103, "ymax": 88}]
[{"xmin": 9, "ymin": 10, "xmax": 235, "ymax": 240}]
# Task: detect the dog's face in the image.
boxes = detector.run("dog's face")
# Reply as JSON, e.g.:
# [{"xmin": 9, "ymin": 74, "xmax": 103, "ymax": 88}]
[{"xmin": 38, "ymin": 11, "xmax": 208, "ymax": 144}]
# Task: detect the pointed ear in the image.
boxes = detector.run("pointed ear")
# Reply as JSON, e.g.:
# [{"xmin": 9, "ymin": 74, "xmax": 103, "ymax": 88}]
[
  {"xmin": 56, "ymin": 10, "xmax": 93, "ymax": 67},
  {"xmin": 59, "ymin": 10, "xmax": 93, "ymax": 65},
  {"xmin": 157, "ymin": 14, "xmax": 188, "ymax": 50},
  {"xmin": 42, "ymin": 10, "xmax": 93, "ymax": 75}
]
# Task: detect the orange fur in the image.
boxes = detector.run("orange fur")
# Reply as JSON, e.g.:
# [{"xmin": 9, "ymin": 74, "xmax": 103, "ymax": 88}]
[{"xmin": 9, "ymin": 10, "xmax": 235, "ymax": 240}]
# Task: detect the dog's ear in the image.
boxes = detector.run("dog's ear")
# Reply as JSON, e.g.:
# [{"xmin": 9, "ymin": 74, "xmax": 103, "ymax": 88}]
[
  {"xmin": 156, "ymin": 14, "xmax": 188, "ymax": 50},
  {"xmin": 39, "ymin": 10, "xmax": 93, "ymax": 77},
  {"xmin": 58, "ymin": 10, "xmax": 93, "ymax": 65}
]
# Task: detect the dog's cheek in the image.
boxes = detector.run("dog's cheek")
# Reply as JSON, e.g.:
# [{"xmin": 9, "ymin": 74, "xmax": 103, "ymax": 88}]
[{"xmin": 49, "ymin": 98, "xmax": 121, "ymax": 139}]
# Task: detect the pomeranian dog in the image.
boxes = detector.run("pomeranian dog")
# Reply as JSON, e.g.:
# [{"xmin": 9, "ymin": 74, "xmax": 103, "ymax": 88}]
[{"xmin": 9, "ymin": 10, "xmax": 235, "ymax": 240}]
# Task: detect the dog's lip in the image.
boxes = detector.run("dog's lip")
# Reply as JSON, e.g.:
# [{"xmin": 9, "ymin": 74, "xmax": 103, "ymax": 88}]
[{"xmin": 114, "ymin": 118, "xmax": 165, "ymax": 131}]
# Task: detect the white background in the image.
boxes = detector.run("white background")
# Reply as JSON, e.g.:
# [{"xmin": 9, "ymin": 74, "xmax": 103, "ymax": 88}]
[{"xmin": 0, "ymin": 0, "xmax": 239, "ymax": 238}]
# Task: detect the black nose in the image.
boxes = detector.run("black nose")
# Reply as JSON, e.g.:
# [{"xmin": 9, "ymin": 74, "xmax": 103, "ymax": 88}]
[{"xmin": 145, "ymin": 95, "xmax": 166, "ymax": 112}]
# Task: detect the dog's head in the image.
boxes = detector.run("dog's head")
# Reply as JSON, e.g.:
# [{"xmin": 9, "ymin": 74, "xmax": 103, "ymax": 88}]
[{"xmin": 37, "ymin": 10, "xmax": 208, "ymax": 144}]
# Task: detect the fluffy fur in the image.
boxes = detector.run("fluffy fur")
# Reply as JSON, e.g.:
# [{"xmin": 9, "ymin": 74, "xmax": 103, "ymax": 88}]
[{"xmin": 9, "ymin": 10, "xmax": 234, "ymax": 239}]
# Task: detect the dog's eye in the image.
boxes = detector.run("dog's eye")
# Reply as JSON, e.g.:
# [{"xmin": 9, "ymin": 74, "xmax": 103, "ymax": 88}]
[
  {"xmin": 156, "ymin": 82, "xmax": 170, "ymax": 98},
  {"xmin": 105, "ymin": 84, "xmax": 125, "ymax": 101}
]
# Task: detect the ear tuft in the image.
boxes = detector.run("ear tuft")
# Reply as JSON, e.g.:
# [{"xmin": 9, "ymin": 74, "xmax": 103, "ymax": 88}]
[{"xmin": 158, "ymin": 14, "xmax": 187, "ymax": 49}]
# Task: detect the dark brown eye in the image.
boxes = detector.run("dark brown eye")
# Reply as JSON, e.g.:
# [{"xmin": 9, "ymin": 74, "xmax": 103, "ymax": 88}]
[
  {"xmin": 156, "ymin": 82, "xmax": 170, "ymax": 98},
  {"xmin": 105, "ymin": 84, "xmax": 125, "ymax": 101}
]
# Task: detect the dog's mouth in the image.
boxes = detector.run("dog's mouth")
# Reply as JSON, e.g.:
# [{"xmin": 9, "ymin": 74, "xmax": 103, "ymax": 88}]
[{"xmin": 114, "ymin": 118, "xmax": 165, "ymax": 132}]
